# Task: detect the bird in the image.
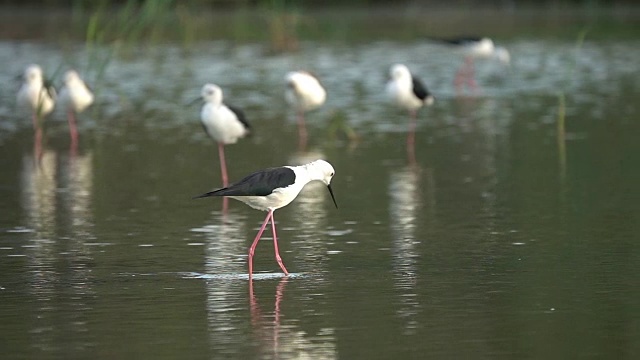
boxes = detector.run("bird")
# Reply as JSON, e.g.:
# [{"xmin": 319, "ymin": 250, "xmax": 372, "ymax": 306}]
[
  {"xmin": 429, "ymin": 36, "xmax": 510, "ymax": 91},
  {"xmin": 58, "ymin": 70, "xmax": 94, "ymax": 146},
  {"xmin": 386, "ymin": 64, "xmax": 435, "ymax": 162},
  {"xmin": 285, "ymin": 71, "xmax": 326, "ymax": 148},
  {"xmin": 198, "ymin": 83, "xmax": 251, "ymax": 187},
  {"xmin": 17, "ymin": 64, "xmax": 56, "ymax": 128},
  {"xmin": 194, "ymin": 159, "xmax": 337, "ymax": 278},
  {"xmin": 386, "ymin": 64, "xmax": 435, "ymax": 118}
]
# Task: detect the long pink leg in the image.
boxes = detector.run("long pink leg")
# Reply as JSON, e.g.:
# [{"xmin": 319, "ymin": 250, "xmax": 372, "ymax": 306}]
[
  {"xmin": 297, "ymin": 111, "xmax": 307, "ymax": 150},
  {"xmin": 454, "ymin": 67, "xmax": 464, "ymax": 92},
  {"xmin": 407, "ymin": 110, "xmax": 417, "ymax": 144},
  {"xmin": 221, "ymin": 197, "xmax": 229, "ymax": 214},
  {"xmin": 218, "ymin": 142, "xmax": 228, "ymax": 187},
  {"xmin": 68, "ymin": 110, "xmax": 78, "ymax": 146},
  {"xmin": 270, "ymin": 211, "xmax": 289, "ymax": 275},
  {"xmin": 34, "ymin": 126, "xmax": 43, "ymax": 163},
  {"xmin": 407, "ymin": 110, "xmax": 417, "ymax": 164},
  {"xmin": 248, "ymin": 210, "xmax": 273, "ymax": 278},
  {"xmin": 466, "ymin": 59, "xmax": 477, "ymax": 91}
]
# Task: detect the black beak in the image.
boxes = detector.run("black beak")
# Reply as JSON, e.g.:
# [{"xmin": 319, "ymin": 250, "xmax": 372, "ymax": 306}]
[
  {"xmin": 187, "ymin": 97, "xmax": 202, "ymax": 106},
  {"xmin": 327, "ymin": 184, "xmax": 338, "ymax": 209}
]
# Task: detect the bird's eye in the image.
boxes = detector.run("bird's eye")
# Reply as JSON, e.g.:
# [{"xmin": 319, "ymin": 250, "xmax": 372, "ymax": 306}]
[{"xmin": 330, "ymin": 172, "xmax": 334, "ymax": 177}]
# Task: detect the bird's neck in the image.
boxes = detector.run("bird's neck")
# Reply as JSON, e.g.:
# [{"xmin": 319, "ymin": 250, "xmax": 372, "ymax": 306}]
[{"xmin": 299, "ymin": 164, "xmax": 325, "ymax": 184}]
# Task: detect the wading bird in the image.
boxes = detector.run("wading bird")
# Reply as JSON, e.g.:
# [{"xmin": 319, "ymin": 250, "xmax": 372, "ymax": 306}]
[
  {"xmin": 194, "ymin": 159, "xmax": 337, "ymax": 277},
  {"xmin": 58, "ymin": 70, "xmax": 94, "ymax": 146},
  {"xmin": 17, "ymin": 64, "xmax": 56, "ymax": 128},
  {"xmin": 285, "ymin": 71, "xmax": 326, "ymax": 148},
  {"xmin": 386, "ymin": 64, "xmax": 435, "ymax": 162},
  {"xmin": 198, "ymin": 83, "xmax": 251, "ymax": 187},
  {"xmin": 430, "ymin": 36, "xmax": 510, "ymax": 91}
]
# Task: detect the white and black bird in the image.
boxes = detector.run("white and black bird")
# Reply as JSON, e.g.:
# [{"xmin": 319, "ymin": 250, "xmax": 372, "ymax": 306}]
[
  {"xmin": 386, "ymin": 64, "xmax": 435, "ymax": 163},
  {"xmin": 17, "ymin": 64, "xmax": 56, "ymax": 126},
  {"xmin": 386, "ymin": 63, "xmax": 435, "ymax": 118},
  {"xmin": 58, "ymin": 70, "xmax": 94, "ymax": 145},
  {"xmin": 198, "ymin": 83, "xmax": 251, "ymax": 187},
  {"xmin": 285, "ymin": 71, "xmax": 326, "ymax": 148},
  {"xmin": 437, "ymin": 36, "xmax": 510, "ymax": 62},
  {"xmin": 194, "ymin": 159, "xmax": 337, "ymax": 277},
  {"xmin": 430, "ymin": 36, "xmax": 510, "ymax": 91}
]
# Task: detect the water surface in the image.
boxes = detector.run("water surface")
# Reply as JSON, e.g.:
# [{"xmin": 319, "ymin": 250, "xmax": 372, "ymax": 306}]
[{"xmin": 1, "ymin": 9, "xmax": 639, "ymax": 360}]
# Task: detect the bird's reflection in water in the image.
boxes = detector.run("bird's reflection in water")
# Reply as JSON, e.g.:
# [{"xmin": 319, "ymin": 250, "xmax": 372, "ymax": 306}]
[
  {"xmin": 249, "ymin": 277, "xmax": 288, "ymax": 357},
  {"xmin": 21, "ymin": 149, "xmax": 58, "ymax": 351},
  {"xmin": 20, "ymin": 148, "xmax": 96, "ymax": 352},
  {"xmin": 59, "ymin": 150, "xmax": 96, "ymax": 344},
  {"xmin": 202, "ymin": 211, "xmax": 250, "ymax": 352},
  {"xmin": 389, "ymin": 165, "xmax": 432, "ymax": 335},
  {"xmin": 250, "ymin": 278, "xmax": 337, "ymax": 359},
  {"xmin": 203, "ymin": 211, "xmax": 248, "ymax": 274}
]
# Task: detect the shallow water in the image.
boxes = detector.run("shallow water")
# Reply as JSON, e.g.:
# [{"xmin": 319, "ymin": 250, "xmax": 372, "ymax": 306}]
[{"xmin": 1, "ymin": 9, "xmax": 640, "ymax": 359}]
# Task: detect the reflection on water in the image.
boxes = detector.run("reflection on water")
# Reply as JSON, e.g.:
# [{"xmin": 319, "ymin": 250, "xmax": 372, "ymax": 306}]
[
  {"xmin": 197, "ymin": 211, "xmax": 249, "ymax": 354},
  {"xmin": 250, "ymin": 278, "xmax": 337, "ymax": 359},
  {"xmin": 58, "ymin": 151, "xmax": 95, "ymax": 350},
  {"xmin": 21, "ymin": 150, "xmax": 57, "ymax": 239},
  {"xmin": 388, "ymin": 166, "xmax": 426, "ymax": 335},
  {"xmin": 249, "ymin": 278, "xmax": 287, "ymax": 358},
  {"xmin": 21, "ymin": 150, "xmax": 58, "ymax": 352},
  {"xmin": 19, "ymin": 146, "xmax": 96, "ymax": 354}
]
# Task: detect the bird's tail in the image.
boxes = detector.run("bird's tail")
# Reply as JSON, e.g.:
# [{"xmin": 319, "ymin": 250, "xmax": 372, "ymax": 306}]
[{"xmin": 192, "ymin": 189, "xmax": 224, "ymax": 199}]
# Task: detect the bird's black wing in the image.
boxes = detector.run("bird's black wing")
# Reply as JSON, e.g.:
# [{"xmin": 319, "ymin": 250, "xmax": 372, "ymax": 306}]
[
  {"xmin": 228, "ymin": 104, "xmax": 251, "ymax": 134},
  {"xmin": 427, "ymin": 36, "xmax": 483, "ymax": 46},
  {"xmin": 43, "ymin": 78, "xmax": 57, "ymax": 100},
  {"xmin": 199, "ymin": 121, "xmax": 212, "ymax": 139},
  {"xmin": 193, "ymin": 167, "xmax": 295, "ymax": 199},
  {"xmin": 411, "ymin": 76, "xmax": 430, "ymax": 102}
]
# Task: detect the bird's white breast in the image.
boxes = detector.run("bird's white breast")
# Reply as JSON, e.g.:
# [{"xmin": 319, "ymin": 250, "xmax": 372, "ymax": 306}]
[
  {"xmin": 230, "ymin": 183, "xmax": 304, "ymax": 211},
  {"xmin": 17, "ymin": 82, "xmax": 55, "ymax": 116},
  {"xmin": 201, "ymin": 104, "xmax": 248, "ymax": 144},
  {"xmin": 286, "ymin": 73, "xmax": 326, "ymax": 112},
  {"xmin": 387, "ymin": 77, "xmax": 423, "ymax": 111},
  {"xmin": 59, "ymin": 80, "xmax": 94, "ymax": 113}
]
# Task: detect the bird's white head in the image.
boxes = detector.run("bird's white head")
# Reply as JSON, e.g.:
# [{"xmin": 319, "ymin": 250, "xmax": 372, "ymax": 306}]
[
  {"xmin": 390, "ymin": 64, "xmax": 411, "ymax": 81},
  {"xmin": 64, "ymin": 70, "xmax": 81, "ymax": 85},
  {"xmin": 285, "ymin": 71, "xmax": 315, "ymax": 89},
  {"xmin": 285, "ymin": 71, "xmax": 299, "ymax": 87},
  {"xmin": 306, "ymin": 159, "xmax": 335, "ymax": 185},
  {"xmin": 24, "ymin": 64, "xmax": 44, "ymax": 84},
  {"xmin": 201, "ymin": 83, "xmax": 223, "ymax": 105},
  {"xmin": 304, "ymin": 159, "xmax": 337, "ymax": 208}
]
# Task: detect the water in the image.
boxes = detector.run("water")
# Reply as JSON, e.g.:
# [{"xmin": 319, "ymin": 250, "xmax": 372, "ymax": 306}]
[{"xmin": 1, "ymin": 10, "xmax": 640, "ymax": 360}]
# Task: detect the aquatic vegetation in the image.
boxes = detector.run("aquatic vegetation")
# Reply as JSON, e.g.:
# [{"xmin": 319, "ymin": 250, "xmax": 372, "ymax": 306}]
[{"xmin": 556, "ymin": 27, "xmax": 589, "ymax": 181}]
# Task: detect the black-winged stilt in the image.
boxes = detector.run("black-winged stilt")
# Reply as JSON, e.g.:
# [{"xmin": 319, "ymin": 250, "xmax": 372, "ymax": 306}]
[
  {"xmin": 17, "ymin": 64, "xmax": 56, "ymax": 160},
  {"xmin": 198, "ymin": 83, "xmax": 251, "ymax": 187},
  {"xmin": 386, "ymin": 63, "xmax": 435, "ymax": 162},
  {"xmin": 17, "ymin": 64, "xmax": 56, "ymax": 127},
  {"xmin": 58, "ymin": 70, "xmax": 94, "ymax": 148},
  {"xmin": 194, "ymin": 159, "xmax": 337, "ymax": 278},
  {"xmin": 431, "ymin": 36, "xmax": 510, "ymax": 91},
  {"xmin": 285, "ymin": 71, "xmax": 326, "ymax": 148}
]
